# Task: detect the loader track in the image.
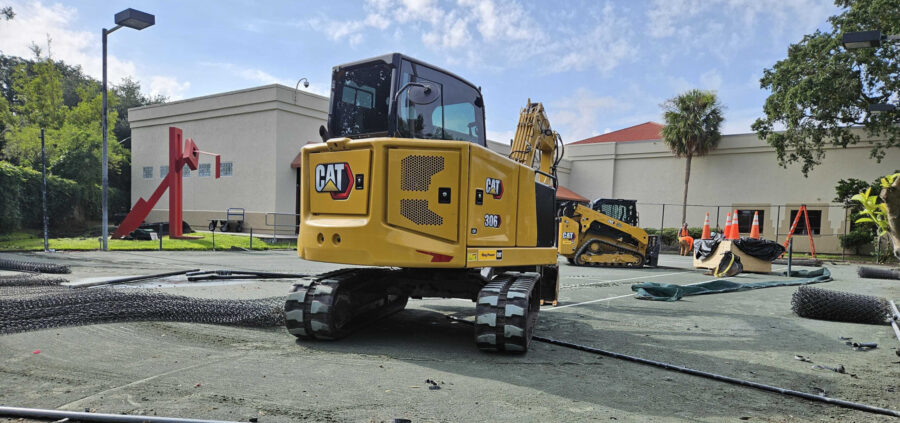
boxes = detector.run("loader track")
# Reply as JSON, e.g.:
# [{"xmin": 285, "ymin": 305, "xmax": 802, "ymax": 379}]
[
  {"xmin": 572, "ymin": 238, "xmax": 645, "ymax": 268},
  {"xmin": 474, "ymin": 272, "xmax": 540, "ymax": 353},
  {"xmin": 284, "ymin": 268, "xmax": 408, "ymax": 340}
]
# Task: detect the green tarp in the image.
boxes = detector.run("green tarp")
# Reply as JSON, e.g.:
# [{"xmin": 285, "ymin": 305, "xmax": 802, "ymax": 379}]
[{"xmin": 631, "ymin": 268, "xmax": 832, "ymax": 301}]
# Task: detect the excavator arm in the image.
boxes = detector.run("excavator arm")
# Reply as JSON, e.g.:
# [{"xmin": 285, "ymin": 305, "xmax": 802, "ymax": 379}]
[{"xmin": 508, "ymin": 100, "xmax": 564, "ymax": 186}]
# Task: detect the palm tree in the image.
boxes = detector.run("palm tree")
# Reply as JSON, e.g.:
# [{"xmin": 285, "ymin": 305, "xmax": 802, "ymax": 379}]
[{"xmin": 661, "ymin": 89, "xmax": 724, "ymax": 226}]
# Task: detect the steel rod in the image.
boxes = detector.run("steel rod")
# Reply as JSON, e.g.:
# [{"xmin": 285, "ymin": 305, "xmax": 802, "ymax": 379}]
[
  {"xmin": 76, "ymin": 269, "xmax": 199, "ymax": 288},
  {"xmin": 0, "ymin": 406, "xmax": 243, "ymax": 423}
]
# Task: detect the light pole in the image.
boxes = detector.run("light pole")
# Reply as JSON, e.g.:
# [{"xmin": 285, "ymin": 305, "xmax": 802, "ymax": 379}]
[{"xmin": 102, "ymin": 8, "xmax": 154, "ymax": 250}]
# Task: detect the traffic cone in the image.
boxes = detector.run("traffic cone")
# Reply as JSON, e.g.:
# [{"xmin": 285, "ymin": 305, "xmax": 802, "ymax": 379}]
[
  {"xmin": 749, "ymin": 211, "xmax": 760, "ymax": 239},
  {"xmin": 729, "ymin": 209, "xmax": 740, "ymax": 240},
  {"xmin": 701, "ymin": 212, "xmax": 711, "ymax": 239},
  {"xmin": 724, "ymin": 212, "xmax": 732, "ymax": 239}
]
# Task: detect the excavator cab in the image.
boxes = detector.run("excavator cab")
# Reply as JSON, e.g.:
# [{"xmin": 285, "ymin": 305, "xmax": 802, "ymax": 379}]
[
  {"xmin": 325, "ymin": 54, "xmax": 486, "ymax": 146},
  {"xmin": 288, "ymin": 53, "xmax": 562, "ymax": 353}
]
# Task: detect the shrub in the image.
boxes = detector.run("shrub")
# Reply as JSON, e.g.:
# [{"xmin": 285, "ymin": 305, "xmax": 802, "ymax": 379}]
[{"xmin": 0, "ymin": 161, "xmax": 100, "ymax": 233}]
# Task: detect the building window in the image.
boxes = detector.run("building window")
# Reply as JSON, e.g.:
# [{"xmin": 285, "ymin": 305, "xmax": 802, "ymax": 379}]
[
  {"xmin": 183, "ymin": 164, "xmax": 190, "ymax": 177},
  {"xmin": 199, "ymin": 163, "xmax": 211, "ymax": 177},
  {"xmin": 142, "ymin": 166, "xmax": 153, "ymax": 179},
  {"xmin": 221, "ymin": 161, "xmax": 233, "ymax": 177},
  {"xmin": 788, "ymin": 209, "xmax": 822, "ymax": 235},
  {"xmin": 160, "ymin": 165, "xmax": 168, "ymax": 178},
  {"xmin": 737, "ymin": 209, "xmax": 764, "ymax": 234}
]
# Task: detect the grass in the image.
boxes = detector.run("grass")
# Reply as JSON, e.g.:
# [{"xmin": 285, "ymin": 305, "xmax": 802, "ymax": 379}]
[{"xmin": 0, "ymin": 231, "xmax": 296, "ymax": 252}]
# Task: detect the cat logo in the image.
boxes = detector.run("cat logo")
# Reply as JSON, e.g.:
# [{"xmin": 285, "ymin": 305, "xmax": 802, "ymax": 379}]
[
  {"xmin": 485, "ymin": 177, "xmax": 503, "ymax": 199},
  {"xmin": 314, "ymin": 162, "xmax": 353, "ymax": 200}
]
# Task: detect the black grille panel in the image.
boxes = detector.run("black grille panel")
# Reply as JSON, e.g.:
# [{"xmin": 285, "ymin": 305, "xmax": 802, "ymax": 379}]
[
  {"xmin": 400, "ymin": 199, "xmax": 443, "ymax": 226},
  {"xmin": 401, "ymin": 155, "xmax": 444, "ymax": 191}
]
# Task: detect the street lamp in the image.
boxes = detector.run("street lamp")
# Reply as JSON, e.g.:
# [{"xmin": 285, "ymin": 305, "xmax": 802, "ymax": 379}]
[
  {"xmin": 842, "ymin": 30, "xmax": 900, "ymax": 49},
  {"xmin": 101, "ymin": 8, "xmax": 154, "ymax": 251}
]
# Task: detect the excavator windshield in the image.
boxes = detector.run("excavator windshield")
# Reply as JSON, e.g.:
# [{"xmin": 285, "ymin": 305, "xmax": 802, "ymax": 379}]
[{"xmin": 328, "ymin": 54, "xmax": 486, "ymax": 146}]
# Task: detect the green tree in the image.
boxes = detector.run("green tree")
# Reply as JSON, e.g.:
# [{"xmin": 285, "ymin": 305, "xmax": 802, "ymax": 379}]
[
  {"xmin": 753, "ymin": 0, "xmax": 899, "ymax": 175},
  {"xmin": 661, "ymin": 89, "xmax": 725, "ymax": 225},
  {"xmin": 111, "ymin": 77, "xmax": 166, "ymax": 145}
]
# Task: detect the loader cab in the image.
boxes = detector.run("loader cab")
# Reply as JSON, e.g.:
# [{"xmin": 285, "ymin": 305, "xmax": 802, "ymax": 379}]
[
  {"xmin": 326, "ymin": 53, "xmax": 487, "ymax": 147},
  {"xmin": 592, "ymin": 198, "xmax": 639, "ymax": 227}
]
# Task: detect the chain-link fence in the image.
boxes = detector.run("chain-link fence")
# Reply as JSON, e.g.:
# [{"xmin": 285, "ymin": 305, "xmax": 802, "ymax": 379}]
[{"xmin": 633, "ymin": 202, "xmax": 857, "ymax": 255}]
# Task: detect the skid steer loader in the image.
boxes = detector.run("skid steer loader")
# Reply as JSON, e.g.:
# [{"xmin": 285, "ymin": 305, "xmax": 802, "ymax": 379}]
[
  {"xmin": 558, "ymin": 199, "xmax": 660, "ymax": 267},
  {"xmin": 285, "ymin": 53, "xmax": 563, "ymax": 352}
]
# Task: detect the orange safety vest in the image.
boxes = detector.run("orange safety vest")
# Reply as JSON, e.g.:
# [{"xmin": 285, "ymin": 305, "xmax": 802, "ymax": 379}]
[{"xmin": 679, "ymin": 227, "xmax": 689, "ymax": 237}]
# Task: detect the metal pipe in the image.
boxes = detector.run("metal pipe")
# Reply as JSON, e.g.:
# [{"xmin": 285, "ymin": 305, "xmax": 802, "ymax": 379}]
[
  {"xmin": 76, "ymin": 269, "xmax": 198, "ymax": 288},
  {"xmin": 0, "ymin": 406, "xmax": 243, "ymax": 423},
  {"xmin": 787, "ymin": 238, "xmax": 793, "ymax": 276},
  {"xmin": 101, "ymin": 27, "xmax": 109, "ymax": 251}
]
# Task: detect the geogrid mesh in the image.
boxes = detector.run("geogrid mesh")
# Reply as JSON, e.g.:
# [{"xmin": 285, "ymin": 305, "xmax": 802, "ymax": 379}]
[
  {"xmin": 0, "ymin": 275, "xmax": 286, "ymax": 335},
  {"xmin": 0, "ymin": 258, "xmax": 71, "ymax": 274},
  {"xmin": 791, "ymin": 286, "xmax": 890, "ymax": 325}
]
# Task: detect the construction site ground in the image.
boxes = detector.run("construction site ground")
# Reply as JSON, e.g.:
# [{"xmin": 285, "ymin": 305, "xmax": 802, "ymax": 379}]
[{"xmin": 1, "ymin": 250, "xmax": 898, "ymax": 423}]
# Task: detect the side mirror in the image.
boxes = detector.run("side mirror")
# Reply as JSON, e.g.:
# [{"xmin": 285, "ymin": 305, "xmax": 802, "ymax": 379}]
[{"xmin": 408, "ymin": 83, "xmax": 440, "ymax": 105}]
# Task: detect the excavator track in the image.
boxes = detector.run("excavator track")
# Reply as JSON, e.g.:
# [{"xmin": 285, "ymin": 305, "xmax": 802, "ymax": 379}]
[
  {"xmin": 284, "ymin": 268, "xmax": 408, "ymax": 340},
  {"xmin": 573, "ymin": 237, "xmax": 645, "ymax": 268},
  {"xmin": 474, "ymin": 272, "xmax": 540, "ymax": 353}
]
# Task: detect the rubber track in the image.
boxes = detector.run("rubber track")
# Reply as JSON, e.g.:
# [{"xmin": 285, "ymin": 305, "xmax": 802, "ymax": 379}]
[
  {"xmin": 0, "ymin": 258, "xmax": 70, "ymax": 274},
  {"xmin": 474, "ymin": 273, "xmax": 539, "ymax": 353},
  {"xmin": 573, "ymin": 238, "xmax": 644, "ymax": 268},
  {"xmin": 284, "ymin": 268, "xmax": 406, "ymax": 340}
]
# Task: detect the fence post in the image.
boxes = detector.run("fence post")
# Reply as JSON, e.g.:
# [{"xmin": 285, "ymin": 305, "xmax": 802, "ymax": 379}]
[
  {"xmin": 659, "ymin": 204, "xmax": 665, "ymax": 235},
  {"xmin": 842, "ymin": 207, "xmax": 848, "ymax": 261},
  {"xmin": 159, "ymin": 223, "xmax": 163, "ymax": 251},
  {"xmin": 774, "ymin": 205, "xmax": 781, "ymax": 244},
  {"xmin": 41, "ymin": 128, "xmax": 49, "ymax": 253},
  {"xmin": 212, "ymin": 226, "xmax": 215, "ymax": 252},
  {"xmin": 250, "ymin": 227, "xmax": 253, "ymax": 250},
  {"xmin": 715, "ymin": 206, "xmax": 720, "ymax": 233}
]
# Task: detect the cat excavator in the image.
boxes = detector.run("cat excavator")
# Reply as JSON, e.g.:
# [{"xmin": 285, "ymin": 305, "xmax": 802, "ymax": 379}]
[{"xmin": 285, "ymin": 53, "xmax": 563, "ymax": 352}]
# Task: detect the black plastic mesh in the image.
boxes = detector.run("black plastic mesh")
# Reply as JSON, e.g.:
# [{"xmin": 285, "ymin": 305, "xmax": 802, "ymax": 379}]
[
  {"xmin": 857, "ymin": 266, "xmax": 900, "ymax": 280},
  {"xmin": 0, "ymin": 258, "xmax": 71, "ymax": 274},
  {"xmin": 791, "ymin": 286, "xmax": 889, "ymax": 325},
  {"xmin": 0, "ymin": 276, "xmax": 285, "ymax": 335}
]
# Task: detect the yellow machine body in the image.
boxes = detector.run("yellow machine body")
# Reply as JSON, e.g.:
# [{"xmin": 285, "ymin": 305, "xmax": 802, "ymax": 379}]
[
  {"xmin": 558, "ymin": 203, "xmax": 659, "ymax": 267},
  {"xmin": 298, "ymin": 137, "xmax": 558, "ymax": 269}
]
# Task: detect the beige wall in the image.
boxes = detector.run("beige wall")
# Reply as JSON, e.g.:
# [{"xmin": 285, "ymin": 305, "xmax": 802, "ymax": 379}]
[
  {"xmin": 559, "ymin": 130, "xmax": 899, "ymax": 253},
  {"xmin": 129, "ymin": 84, "xmax": 328, "ymax": 235}
]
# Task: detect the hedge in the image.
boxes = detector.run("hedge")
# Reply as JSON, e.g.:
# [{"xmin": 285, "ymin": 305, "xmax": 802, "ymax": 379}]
[
  {"xmin": 0, "ymin": 161, "xmax": 110, "ymax": 233},
  {"xmin": 644, "ymin": 227, "xmax": 708, "ymax": 246}
]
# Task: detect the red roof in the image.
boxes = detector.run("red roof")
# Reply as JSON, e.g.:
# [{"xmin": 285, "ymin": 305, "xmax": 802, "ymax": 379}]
[
  {"xmin": 556, "ymin": 185, "xmax": 589, "ymax": 202},
  {"xmin": 569, "ymin": 122, "xmax": 664, "ymax": 145}
]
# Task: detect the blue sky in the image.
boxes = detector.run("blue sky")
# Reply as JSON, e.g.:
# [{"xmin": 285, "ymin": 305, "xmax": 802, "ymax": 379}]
[{"xmin": 0, "ymin": 0, "xmax": 840, "ymax": 143}]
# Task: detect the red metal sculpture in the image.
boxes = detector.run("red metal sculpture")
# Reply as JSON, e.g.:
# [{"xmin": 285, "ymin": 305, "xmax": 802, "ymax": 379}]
[{"xmin": 112, "ymin": 127, "xmax": 220, "ymax": 239}]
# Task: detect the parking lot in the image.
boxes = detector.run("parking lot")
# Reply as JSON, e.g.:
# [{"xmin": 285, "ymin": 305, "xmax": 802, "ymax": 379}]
[{"xmin": 1, "ymin": 250, "xmax": 898, "ymax": 422}]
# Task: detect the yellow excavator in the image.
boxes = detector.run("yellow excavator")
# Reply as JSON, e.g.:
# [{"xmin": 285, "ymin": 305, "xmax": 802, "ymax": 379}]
[
  {"xmin": 285, "ymin": 53, "xmax": 563, "ymax": 352},
  {"xmin": 558, "ymin": 199, "xmax": 660, "ymax": 267}
]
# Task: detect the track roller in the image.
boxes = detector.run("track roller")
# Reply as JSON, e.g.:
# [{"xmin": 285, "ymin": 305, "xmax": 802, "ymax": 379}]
[
  {"xmin": 474, "ymin": 272, "xmax": 540, "ymax": 353},
  {"xmin": 284, "ymin": 268, "xmax": 408, "ymax": 340}
]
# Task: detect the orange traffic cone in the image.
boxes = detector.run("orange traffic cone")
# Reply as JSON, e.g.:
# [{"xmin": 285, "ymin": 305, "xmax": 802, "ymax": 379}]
[
  {"xmin": 729, "ymin": 209, "xmax": 740, "ymax": 240},
  {"xmin": 701, "ymin": 212, "xmax": 711, "ymax": 239},
  {"xmin": 749, "ymin": 211, "xmax": 760, "ymax": 239},
  {"xmin": 724, "ymin": 212, "xmax": 732, "ymax": 239}
]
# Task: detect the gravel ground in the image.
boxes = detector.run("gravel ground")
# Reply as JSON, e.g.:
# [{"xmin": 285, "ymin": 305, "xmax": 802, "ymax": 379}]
[{"xmin": 1, "ymin": 250, "xmax": 898, "ymax": 422}]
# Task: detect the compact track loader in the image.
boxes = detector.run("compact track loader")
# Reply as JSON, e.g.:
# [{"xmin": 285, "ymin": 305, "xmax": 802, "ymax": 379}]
[
  {"xmin": 285, "ymin": 53, "xmax": 563, "ymax": 352},
  {"xmin": 558, "ymin": 199, "xmax": 660, "ymax": 267}
]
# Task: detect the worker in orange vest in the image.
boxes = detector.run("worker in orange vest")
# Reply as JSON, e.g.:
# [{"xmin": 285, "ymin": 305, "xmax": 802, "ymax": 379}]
[{"xmin": 678, "ymin": 223, "xmax": 694, "ymax": 256}]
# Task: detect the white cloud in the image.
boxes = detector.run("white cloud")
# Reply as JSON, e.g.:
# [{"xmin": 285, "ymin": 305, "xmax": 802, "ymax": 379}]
[
  {"xmin": 0, "ymin": 1, "xmax": 187, "ymax": 100},
  {"xmin": 548, "ymin": 88, "xmax": 622, "ymax": 142},
  {"xmin": 148, "ymin": 76, "xmax": 190, "ymax": 100},
  {"xmin": 699, "ymin": 69, "xmax": 722, "ymax": 91}
]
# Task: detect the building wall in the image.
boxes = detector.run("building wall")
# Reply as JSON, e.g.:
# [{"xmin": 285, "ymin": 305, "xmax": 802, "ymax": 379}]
[
  {"xmin": 559, "ymin": 131, "xmax": 899, "ymax": 253},
  {"xmin": 129, "ymin": 84, "xmax": 328, "ymax": 234}
]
